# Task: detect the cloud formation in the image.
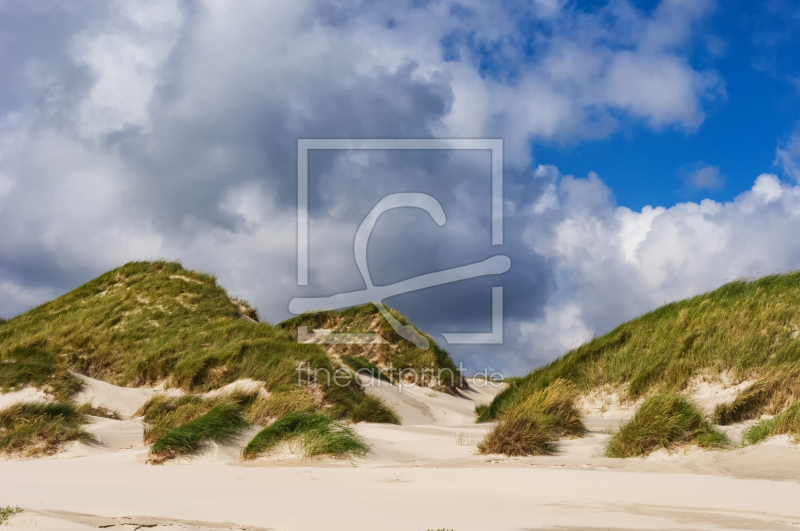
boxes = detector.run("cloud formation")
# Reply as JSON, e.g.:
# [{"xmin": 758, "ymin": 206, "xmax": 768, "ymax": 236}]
[
  {"xmin": 4, "ymin": 0, "xmax": 791, "ymax": 374},
  {"xmin": 517, "ymin": 168, "xmax": 800, "ymax": 369}
]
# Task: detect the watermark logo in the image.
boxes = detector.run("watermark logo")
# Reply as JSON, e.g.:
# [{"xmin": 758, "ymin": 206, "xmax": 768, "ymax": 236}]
[
  {"xmin": 290, "ymin": 139, "xmax": 509, "ymax": 347},
  {"xmin": 296, "ymin": 361, "xmax": 507, "ymax": 391}
]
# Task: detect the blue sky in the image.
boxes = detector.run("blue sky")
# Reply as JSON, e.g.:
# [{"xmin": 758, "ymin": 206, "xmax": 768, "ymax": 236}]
[{"xmin": 534, "ymin": 0, "xmax": 800, "ymax": 210}]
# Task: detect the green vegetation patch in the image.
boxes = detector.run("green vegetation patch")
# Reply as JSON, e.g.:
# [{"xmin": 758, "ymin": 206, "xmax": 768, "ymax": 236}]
[
  {"xmin": 139, "ymin": 394, "xmax": 212, "ymax": 444},
  {"xmin": 349, "ymin": 395, "xmax": 401, "ymax": 424},
  {"xmin": 486, "ymin": 273, "xmax": 800, "ymax": 422},
  {"xmin": 139, "ymin": 388, "xmax": 263, "ymax": 444},
  {"xmin": 0, "ymin": 345, "xmax": 82, "ymax": 400},
  {"xmin": 0, "ymin": 401, "xmax": 92, "ymax": 457},
  {"xmin": 242, "ymin": 411, "xmax": 368, "ymax": 460},
  {"xmin": 1, "ymin": 506, "xmax": 23, "ymax": 525},
  {"xmin": 714, "ymin": 366, "xmax": 800, "ymax": 425},
  {"xmin": 742, "ymin": 403, "xmax": 800, "ymax": 445},
  {"xmin": 245, "ymin": 388, "xmax": 316, "ymax": 426},
  {"xmin": 149, "ymin": 402, "xmax": 249, "ymax": 463},
  {"xmin": 605, "ymin": 394, "xmax": 729, "ymax": 458},
  {"xmin": 478, "ymin": 379, "xmax": 584, "ymax": 456}
]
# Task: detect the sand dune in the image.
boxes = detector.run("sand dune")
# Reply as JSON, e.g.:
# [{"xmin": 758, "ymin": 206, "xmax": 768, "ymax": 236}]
[{"xmin": 3, "ymin": 378, "xmax": 800, "ymax": 530}]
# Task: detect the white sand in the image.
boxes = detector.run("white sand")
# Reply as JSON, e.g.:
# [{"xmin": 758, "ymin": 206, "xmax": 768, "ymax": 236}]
[
  {"xmin": 3, "ymin": 377, "xmax": 800, "ymax": 530},
  {"xmin": 74, "ymin": 374, "xmax": 182, "ymax": 419}
]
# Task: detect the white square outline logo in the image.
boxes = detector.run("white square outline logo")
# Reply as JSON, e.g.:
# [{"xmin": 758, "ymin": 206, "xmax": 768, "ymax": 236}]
[{"xmin": 294, "ymin": 138, "xmax": 506, "ymax": 345}]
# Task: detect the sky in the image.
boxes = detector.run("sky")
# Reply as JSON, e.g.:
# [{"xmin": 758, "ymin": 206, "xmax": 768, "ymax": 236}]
[{"xmin": 1, "ymin": 0, "xmax": 800, "ymax": 375}]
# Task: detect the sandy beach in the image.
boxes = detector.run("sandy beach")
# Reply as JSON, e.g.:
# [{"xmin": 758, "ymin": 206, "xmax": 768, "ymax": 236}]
[{"xmin": 2, "ymin": 376, "xmax": 800, "ymax": 530}]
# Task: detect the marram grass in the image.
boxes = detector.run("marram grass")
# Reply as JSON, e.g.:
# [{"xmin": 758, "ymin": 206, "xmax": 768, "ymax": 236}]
[
  {"xmin": 605, "ymin": 394, "xmax": 728, "ymax": 458},
  {"xmin": 714, "ymin": 365, "xmax": 800, "ymax": 425},
  {"xmin": 149, "ymin": 402, "xmax": 249, "ymax": 463},
  {"xmin": 742, "ymin": 403, "xmax": 800, "ymax": 445},
  {"xmin": 242, "ymin": 411, "xmax": 368, "ymax": 460},
  {"xmin": 477, "ymin": 379, "xmax": 583, "ymax": 456},
  {"xmin": 0, "ymin": 401, "xmax": 92, "ymax": 457},
  {"xmin": 348, "ymin": 395, "xmax": 401, "ymax": 424}
]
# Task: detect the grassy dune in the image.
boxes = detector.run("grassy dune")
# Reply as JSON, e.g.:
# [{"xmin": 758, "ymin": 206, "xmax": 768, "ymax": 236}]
[
  {"xmin": 0, "ymin": 261, "xmax": 366, "ymax": 416},
  {"xmin": 487, "ymin": 273, "xmax": 800, "ymax": 420},
  {"xmin": 0, "ymin": 261, "xmax": 415, "ymax": 458},
  {"xmin": 279, "ymin": 305, "xmax": 463, "ymax": 392},
  {"xmin": 481, "ymin": 272, "xmax": 800, "ymax": 456}
]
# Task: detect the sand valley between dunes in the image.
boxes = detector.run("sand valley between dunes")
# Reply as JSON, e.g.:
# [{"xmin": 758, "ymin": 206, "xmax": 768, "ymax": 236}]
[{"xmin": 2, "ymin": 376, "xmax": 800, "ymax": 530}]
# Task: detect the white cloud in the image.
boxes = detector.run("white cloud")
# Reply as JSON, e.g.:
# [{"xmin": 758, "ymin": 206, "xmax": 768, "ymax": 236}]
[
  {"xmin": 72, "ymin": 0, "xmax": 183, "ymax": 137},
  {"xmin": 775, "ymin": 123, "xmax": 800, "ymax": 181},
  {"xmin": 515, "ymin": 168, "xmax": 800, "ymax": 367},
  {"xmin": 685, "ymin": 164, "xmax": 725, "ymax": 191}
]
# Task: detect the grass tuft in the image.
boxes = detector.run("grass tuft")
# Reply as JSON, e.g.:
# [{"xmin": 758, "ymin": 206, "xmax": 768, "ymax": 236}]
[
  {"xmin": 138, "ymin": 394, "xmax": 210, "ymax": 444},
  {"xmin": 77, "ymin": 402, "xmax": 121, "ymax": 420},
  {"xmin": 245, "ymin": 388, "xmax": 316, "ymax": 426},
  {"xmin": 477, "ymin": 416, "xmax": 553, "ymax": 456},
  {"xmin": 1, "ymin": 506, "xmax": 23, "ymax": 525},
  {"xmin": 605, "ymin": 394, "xmax": 729, "ymax": 458},
  {"xmin": 714, "ymin": 366, "xmax": 800, "ymax": 425},
  {"xmin": 474, "ymin": 404, "xmax": 492, "ymax": 423},
  {"xmin": 478, "ymin": 379, "xmax": 583, "ymax": 456},
  {"xmin": 149, "ymin": 401, "xmax": 249, "ymax": 463},
  {"xmin": 242, "ymin": 411, "xmax": 368, "ymax": 460},
  {"xmin": 349, "ymin": 395, "xmax": 401, "ymax": 424},
  {"xmin": 0, "ymin": 345, "xmax": 82, "ymax": 400},
  {"xmin": 0, "ymin": 401, "xmax": 92, "ymax": 457},
  {"xmin": 742, "ymin": 403, "xmax": 800, "ymax": 445}
]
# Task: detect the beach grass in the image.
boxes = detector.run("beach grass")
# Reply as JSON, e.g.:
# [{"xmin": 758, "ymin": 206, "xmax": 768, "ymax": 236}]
[
  {"xmin": 0, "ymin": 345, "xmax": 83, "ymax": 400},
  {"xmin": 0, "ymin": 506, "xmax": 23, "ymax": 525},
  {"xmin": 742, "ymin": 403, "xmax": 800, "ymax": 445},
  {"xmin": 245, "ymin": 387, "xmax": 316, "ymax": 426},
  {"xmin": 714, "ymin": 366, "xmax": 800, "ymax": 424},
  {"xmin": 478, "ymin": 379, "xmax": 583, "ymax": 456},
  {"xmin": 149, "ymin": 402, "xmax": 249, "ymax": 463},
  {"xmin": 242, "ymin": 411, "xmax": 368, "ymax": 460},
  {"xmin": 605, "ymin": 394, "xmax": 729, "ymax": 457},
  {"xmin": 0, "ymin": 401, "xmax": 92, "ymax": 457},
  {"xmin": 348, "ymin": 395, "xmax": 401, "ymax": 424},
  {"xmin": 139, "ymin": 394, "xmax": 211, "ymax": 444},
  {"xmin": 279, "ymin": 304, "xmax": 463, "ymax": 391}
]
